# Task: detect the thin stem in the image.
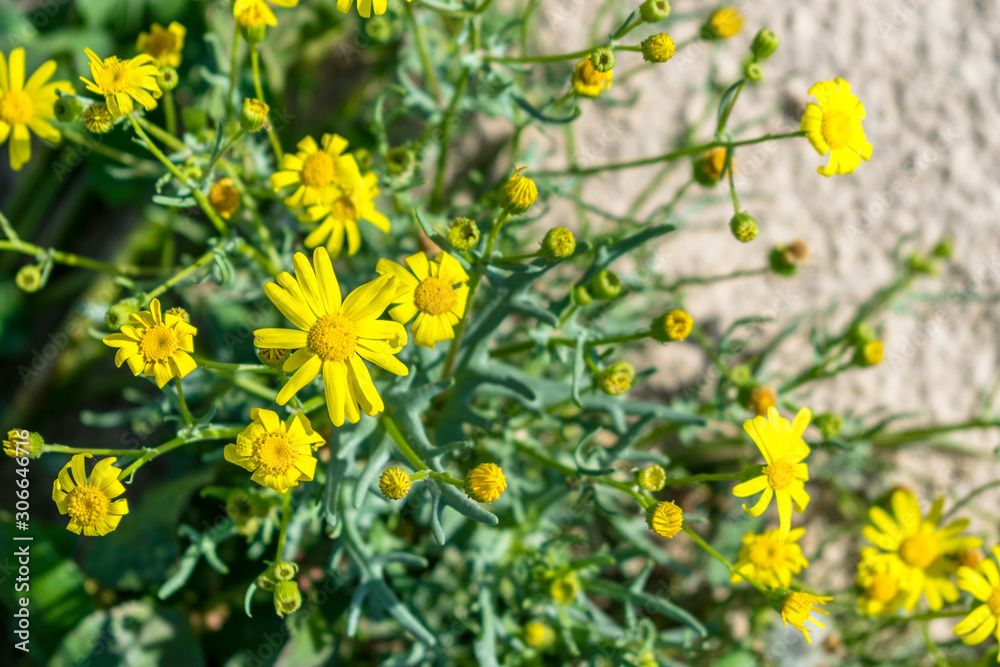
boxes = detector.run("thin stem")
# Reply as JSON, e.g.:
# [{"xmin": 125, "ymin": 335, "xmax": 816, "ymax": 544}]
[
  {"xmin": 117, "ymin": 426, "xmax": 243, "ymax": 481},
  {"xmin": 489, "ymin": 329, "xmax": 651, "ymax": 358},
  {"xmin": 493, "ymin": 250, "xmax": 542, "ymax": 264},
  {"xmin": 441, "ymin": 210, "xmax": 510, "ymax": 380},
  {"xmin": 534, "ymin": 132, "xmax": 807, "ymax": 178},
  {"xmin": 682, "ymin": 525, "xmax": 769, "ymax": 596},
  {"xmin": 430, "ymin": 68, "xmax": 469, "ymax": 211},
  {"xmin": 0, "ymin": 239, "xmax": 160, "ymax": 276},
  {"xmin": 229, "ymin": 31, "xmax": 241, "ymax": 114},
  {"xmin": 164, "ymin": 90, "xmax": 177, "ymax": 136},
  {"xmin": 382, "ymin": 413, "xmax": 429, "ymax": 470},
  {"xmin": 0, "ymin": 208, "xmax": 20, "ymax": 241},
  {"xmin": 42, "ymin": 444, "xmax": 147, "ymax": 457},
  {"xmin": 250, "ymin": 46, "xmax": 284, "ymax": 161},
  {"xmin": 193, "ymin": 356, "xmax": 280, "ymax": 373},
  {"xmin": 206, "ymin": 129, "xmax": 246, "ymax": 176},
  {"xmin": 136, "ymin": 116, "xmax": 187, "ymax": 152},
  {"xmin": 662, "ymin": 472, "xmax": 743, "ymax": 486},
  {"xmin": 727, "ymin": 148, "xmax": 740, "ymax": 213},
  {"xmin": 275, "ymin": 490, "xmax": 293, "ymax": 561},
  {"xmin": 175, "ymin": 377, "xmax": 194, "ymax": 431},
  {"xmin": 412, "ymin": 470, "xmax": 466, "ymax": 489},
  {"xmin": 404, "ymin": 1, "xmax": 441, "ymax": 101},
  {"xmin": 512, "ymin": 439, "xmax": 576, "ymax": 477},
  {"xmin": 660, "ymin": 267, "xmax": 769, "ymax": 291},
  {"xmin": 145, "ymin": 249, "xmax": 216, "ymax": 303},
  {"xmin": 61, "ymin": 128, "xmax": 147, "ymax": 166}
]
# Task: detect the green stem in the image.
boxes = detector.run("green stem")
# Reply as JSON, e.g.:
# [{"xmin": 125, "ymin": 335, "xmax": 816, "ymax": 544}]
[
  {"xmin": 411, "ymin": 470, "xmax": 466, "ymax": 489},
  {"xmin": 250, "ymin": 46, "xmax": 284, "ymax": 161},
  {"xmin": 512, "ymin": 440, "xmax": 576, "ymax": 477},
  {"xmin": 144, "ymin": 249, "xmax": 215, "ymax": 303},
  {"xmin": 0, "ymin": 208, "xmax": 20, "ymax": 241},
  {"xmin": 486, "ymin": 16, "xmax": 642, "ymax": 64},
  {"xmin": 193, "ymin": 356, "xmax": 279, "ymax": 373},
  {"xmin": 663, "ymin": 472, "xmax": 743, "ymax": 486},
  {"xmin": 0, "ymin": 239, "xmax": 159, "ymax": 276},
  {"xmin": 382, "ymin": 413, "xmax": 429, "ymax": 470},
  {"xmin": 716, "ymin": 80, "xmax": 746, "ymax": 135},
  {"xmin": 493, "ymin": 250, "xmax": 542, "ymax": 264},
  {"xmin": 42, "ymin": 444, "xmax": 148, "ymax": 457},
  {"xmin": 164, "ymin": 90, "xmax": 177, "ymax": 136},
  {"xmin": 404, "ymin": 1, "xmax": 441, "ymax": 101},
  {"xmin": 229, "ymin": 31, "xmax": 241, "ymax": 113},
  {"xmin": 869, "ymin": 419, "xmax": 1000, "ymax": 449},
  {"xmin": 441, "ymin": 210, "xmax": 510, "ymax": 380},
  {"xmin": 535, "ymin": 132, "xmax": 807, "ymax": 178},
  {"xmin": 682, "ymin": 525, "xmax": 769, "ymax": 596},
  {"xmin": 206, "ymin": 129, "xmax": 246, "ymax": 176},
  {"xmin": 430, "ymin": 68, "xmax": 469, "ymax": 211},
  {"xmin": 136, "ymin": 116, "xmax": 187, "ymax": 152},
  {"xmin": 175, "ymin": 377, "xmax": 194, "ymax": 430},
  {"xmin": 489, "ymin": 328, "xmax": 651, "ymax": 358},
  {"xmin": 275, "ymin": 489, "xmax": 293, "ymax": 560},
  {"xmin": 117, "ymin": 426, "xmax": 243, "ymax": 481},
  {"xmin": 61, "ymin": 128, "xmax": 147, "ymax": 166}
]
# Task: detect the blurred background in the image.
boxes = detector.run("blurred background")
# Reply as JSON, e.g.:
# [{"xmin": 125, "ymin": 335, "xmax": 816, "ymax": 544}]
[{"xmin": 2, "ymin": 0, "xmax": 999, "ymax": 665}]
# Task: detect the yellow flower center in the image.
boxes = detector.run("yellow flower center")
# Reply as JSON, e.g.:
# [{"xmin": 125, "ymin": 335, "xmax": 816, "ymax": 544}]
[
  {"xmin": 308, "ymin": 314, "xmax": 358, "ymax": 361},
  {"xmin": 331, "ymin": 195, "xmax": 358, "ymax": 220},
  {"xmin": 0, "ymin": 90, "xmax": 34, "ymax": 125},
  {"xmin": 300, "ymin": 151, "xmax": 336, "ymax": 188},
  {"xmin": 413, "ymin": 277, "xmax": 456, "ymax": 316},
  {"xmin": 868, "ymin": 574, "xmax": 898, "ymax": 603},
  {"xmin": 749, "ymin": 538, "xmax": 785, "ymax": 568},
  {"xmin": 252, "ymin": 432, "xmax": 296, "ymax": 476},
  {"xmin": 821, "ymin": 110, "xmax": 852, "ymax": 150},
  {"xmin": 94, "ymin": 57, "xmax": 133, "ymax": 95},
  {"xmin": 139, "ymin": 324, "xmax": 179, "ymax": 362},
  {"xmin": 989, "ymin": 586, "xmax": 1000, "ymax": 615},
  {"xmin": 238, "ymin": 7, "xmax": 268, "ymax": 29},
  {"xmin": 899, "ymin": 533, "xmax": 938, "ymax": 569},
  {"xmin": 146, "ymin": 30, "xmax": 178, "ymax": 58},
  {"xmin": 66, "ymin": 485, "xmax": 110, "ymax": 527},
  {"xmin": 764, "ymin": 458, "xmax": 796, "ymax": 491}
]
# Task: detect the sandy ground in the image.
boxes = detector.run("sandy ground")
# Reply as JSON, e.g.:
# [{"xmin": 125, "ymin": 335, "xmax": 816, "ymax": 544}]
[{"xmin": 524, "ymin": 0, "xmax": 1000, "ymax": 655}]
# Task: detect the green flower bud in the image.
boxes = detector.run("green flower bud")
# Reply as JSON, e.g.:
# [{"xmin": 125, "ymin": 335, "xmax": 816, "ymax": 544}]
[
  {"xmin": 53, "ymin": 96, "xmax": 83, "ymax": 123},
  {"xmin": 157, "ymin": 66, "xmax": 179, "ymax": 92},
  {"xmin": 589, "ymin": 269, "xmax": 621, "ymax": 300},
  {"xmin": 365, "ymin": 16, "xmax": 394, "ymax": 42},
  {"xmin": 907, "ymin": 252, "xmax": 936, "ymax": 274},
  {"xmin": 272, "ymin": 561, "xmax": 298, "ymax": 582},
  {"xmin": 651, "ymin": 309, "xmax": 692, "ymax": 342},
  {"xmin": 549, "ymin": 573, "xmax": 580, "ymax": 603},
  {"xmin": 105, "ymin": 297, "xmax": 141, "ymax": 331},
  {"xmin": 729, "ymin": 212, "xmax": 759, "ymax": 243},
  {"xmin": 573, "ymin": 284, "xmax": 593, "ymax": 306},
  {"xmin": 813, "ymin": 412, "xmax": 843, "ymax": 439},
  {"xmin": 273, "ymin": 581, "xmax": 302, "ymax": 617},
  {"xmin": 3, "ymin": 429, "xmax": 45, "ymax": 459},
  {"xmin": 523, "ymin": 621, "xmax": 556, "ymax": 650},
  {"xmin": 590, "ymin": 47, "xmax": 616, "ymax": 73},
  {"xmin": 240, "ymin": 98, "xmax": 269, "ymax": 132},
  {"xmin": 639, "ymin": 0, "xmax": 671, "ymax": 23},
  {"xmin": 730, "ymin": 364, "xmax": 753, "ymax": 387},
  {"xmin": 932, "ymin": 237, "xmax": 954, "ymax": 260},
  {"xmin": 447, "ymin": 217, "xmax": 480, "ymax": 250},
  {"xmin": 15, "ymin": 264, "xmax": 43, "ymax": 293},
  {"xmin": 848, "ymin": 322, "xmax": 876, "ymax": 346},
  {"xmin": 256, "ymin": 569, "xmax": 276, "ymax": 591},
  {"xmin": 541, "ymin": 226, "xmax": 576, "ymax": 261},
  {"xmin": 744, "ymin": 61, "xmax": 763, "ymax": 82},
  {"xmin": 385, "ymin": 146, "xmax": 414, "ymax": 177},
  {"xmin": 83, "ymin": 104, "xmax": 114, "ymax": 134},
  {"xmin": 599, "ymin": 361, "xmax": 635, "ymax": 395},
  {"xmin": 693, "ymin": 148, "xmax": 728, "ymax": 187},
  {"xmin": 854, "ymin": 340, "xmax": 883, "ymax": 367},
  {"xmin": 635, "ymin": 464, "xmax": 666, "ymax": 492},
  {"xmin": 353, "ymin": 148, "xmax": 373, "ymax": 173},
  {"xmin": 751, "ymin": 28, "xmax": 780, "ymax": 60}
]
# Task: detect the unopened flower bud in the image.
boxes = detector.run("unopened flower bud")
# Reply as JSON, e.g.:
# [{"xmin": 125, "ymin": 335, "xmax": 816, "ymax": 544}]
[
  {"xmin": 353, "ymin": 148, "xmax": 373, "ymax": 173},
  {"xmin": 447, "ymin": 217, "xmax": 480, "ymax": 250},
  {"xmin": 751, "ymin": 28, "xmax": 780, "ymax": 60},
  {"xmin": 273, "ymin": 581, "xmax": 302, "ymax": 617},
  {"xmin": 769, "ymin": 239, "xmax": 810, "ymax": 276},
  {"xmin": 3, "ymin": 429, "xmax": 44, "ymax": 459},
  {"xmin": 15, "ymin": 264, "xmax": 43, "ymax": 293},
  {"xmin": 641, "ymin": 34, "xmax": 676, "ymax": 63},
  {"xmin": 237, "ymin": 7, "xmax": 268, "ymax": 43},
  {"xmin": 464, "ymin": 463, "xmax": 507, "ymax": 503},
  {"xmin": 646, "ymin": 501, "xmax": 683, "ymax": 538},
  {"xmin": 599, "ymin": 361, "xmax": 635, "ymax": 395},
  {"xmin": 747, "ymin": 385, "xmax": 777, "ymax": 416},
  {"xmin": 573, "ymin": 284, "xmax": 593, "ymax": 305},
  {"xmin": 813, "ymin": 413, "xmax": 843, "ymax": 439},
  {"xmin": 379, "ymin": 467, "xmax": 412, "ymax": 500},
  {"xmin": 272, "ymin": 561, "xmax": 298, "ymax": 581},
  {"xmin": 639, "ymin": 0, "xmax": 671, "ymax": 23},
  {"xmin": 651, "ymin": 309, "xmax": 692, "ymax": 342},
  {"xmin": 501, "ymin": 166, "xmax": 538, "ymax": 215},
  {"xmin": 106, "ymin": 297, "xmax": 140, "ymax": 331},
  {"xmin": 729, "ymin": 212, "xmax": 759, "ymax": 243},
  {"xmin": 157, "ymin": 66, "xmax": 179, "ymax": 92},
  {"xmin": 83, "ymin": 103, "xmax": 114, "ymax": 134},
  {"xmin": 385, "ymin": 146, "xmax": 414, "ymax": 177},
  {"xmin": 240, "ymin": 98, "xmax": 269, "ymax": 132},
  {"xmin": 932, "ymin": 237, "xmax": 954, "ymax": 260},
  {"xmin": 589, "ymin": 269, "xmax": 621, "ymax": 300},
  {"xmin": 541, "ymin": 226, "xmax": 576, "ymax": 261},
  {"xmin": 855, "ymin": 340, "xmax": 883, "ymax": 367},
  {"xmin": 54, "ymin": 96, "xmax": 83, "ymax": 123},
  {"xmin": 549, "ymin": 573, "xmax": 580, "ymax": 603},
  {"xmin": 693, "ymin": 148, "xmax": 729, "ymax": 187},
  {"xmin": 744, "ymin": 61, "xmax": 763, "ymax": 82},
  {"xmin": 635, "ymin": 464, "xmax": 666, "ymax": 492},
  {"xmin": 209, "ymin": 178, "xmax": 241, "ymax": 220},
  {"xmin": 258, "ymin": 347, "xmax": 289, "ymax": 369},
  {"xmin": 590, "ymin": 47, "xmax": 616, "ymax": 73}
]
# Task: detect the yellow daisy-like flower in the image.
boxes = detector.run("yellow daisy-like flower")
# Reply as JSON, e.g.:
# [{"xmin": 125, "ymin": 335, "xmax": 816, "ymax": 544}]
[
  {"xmin": 233, "ymin": 0, "xmax": 299, "ymax": 26},
  {"xmin": 780, "ymin": 592, "xmax": 832, "ymax": 644},
  {"xmin": 209, "ymin": 178, "xmax": 240, "ymax": 220},
  {"xmin": 855, "ymin": 547, "xmax": 907, "ymax": 617},
  {"xmin": 253, "ymin": 246, "xmax": 409, "ymax": 427},
  {"xmin": 376, "ymin": 251, "xmax": 470, "ymax": 349},
  {"xmin": 731, "ymin": 527, "xmax": 809, "ymax": 589},
  {"xmin": 270, "ymin": 134, "xmax": 363, "ymax": 210},
  {"xmin": 464, "ymin": 463, "xmax": 507, "ymax": 503},
  {"xmin": 953, "ymin": 546, "xmax": 1000, "ymax": 658},
  {"xmin": 800, "ymin": 78, "xmax": 873, "ymax": 177},
  {"xmin": 224, "ymin": 408, "xmax": 324, "ymax": 494},
  {"xmin": 80, "ymin": 48, "xmax": 161, "ymax": 118},
  {"xmin": 572, "ymin": 58, "xmax": 613, "ymax": 98},
  {"xmin": 299, "ymin": 172, "xmax": 390, "ymax": 258},
  {"xmin": 0, "ymin": 48, "xmax": 73, "ymax": 171},
  {"xmin": 336, "ymin": 0, "xmax": 411, "ymax": 19},
  {"xmin": 52, "ymin": 454, "xmax": 129, "ymax": 536},
  {"xmin": 864, "ymin": 489, "xmax": 983, "ymax": 611},
  {"xmin": 102, "ymin": 298, "xmax": 198, "ymax": 389},
  {"xmin": 732, "ymin": 407, "xmax": 812, "ymax": 541},
  {"xmin": 136, "ymin": 22, "xmax": 186, "ymax": 67}
]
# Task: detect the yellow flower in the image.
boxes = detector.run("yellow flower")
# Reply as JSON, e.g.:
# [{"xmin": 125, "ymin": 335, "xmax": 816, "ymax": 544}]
[
  {"xmin": 224, "ymin": 408, "xmax": 323, "ymax": 493},
  {"xmin": 855, "ymin": 547, "xmax": 907, "ymax": 617},
  {"xmin": 299, "ymin": 172, "xmax": 390, "ymax": 257},
  {"xmin": 705, "ymin": 8, "xmax": 743, "ymax": 39},
  {"xmin": 136, "ymin": 22, "xmax": 186, "ymax": 67},
  {"xmin": 336, "ymin": 0, "xmax": 411, "ymax": 19},
  {"xmin": 253, "ymin": 247, "xmax": 409, "ymax": 427},
  {"xmin": 646, "ymin": 501, "xmax": 683, "ymax": 538},
  {"xmin": 209, "ymin": 178, "xmax": 241, "ymax": 219},
  {"xmin": 523, "ymin": 621, "xmax": 555, "ymax": 650},
  {"xmin": 732, "ymin": 527, "xmax": 809, "ymax": 589},
  {"xmin": 748, "ymin": 385, "xmax": 777, "ymax": 416},
  {"xmin": 780, "ymin": 592, "xmax": 832, "ymax": 644},
  {"xmin": 800, "ymin": 78, "xmax": 873, "ymax": 177},
  {"xmin": 52, "ymin": 454, "xmax": 129, "ymax": 536},
  {"xmin": 864, "ymin": 488, "xmax": 982, "ymax": 610},
  {"xmin": 550, "ymin": 572, "xmax": 580, "ymax": 603},
  {"xmin": 953, "ymin": 546, "xmax": 1000, "ymax": 657},
  {"xmin": 379, "ymin": 467, "xmax": 412, "ymax": 500},
  {"xmin": 572, "ymin": 58, "xmax": 613, "ymax": 98},
  {"xmin": 376, "ymin": 251, "xmax": 470, "ymax": 349},
  {"xmin": 80, "ymin": 48, "xmax": 162, "ymax": 118},
  {"xmin": 651, "ymin": 309, "xmax": 692, "ymax": 342},
  {"xmin": 270, "ymin": 134, "xmax": 363, "ymax": 210},
  {"xmin": 732, "ymin": 407, "xmax": 812, "ymax": 541},
  {"xmin": 0, "ymin": 48, "xmax": 73, "ymax": 171},
  {"xmin": 233, "ymin": 0, "xmax": 299, "ymax": 25},
  {"xmin": 464, "ymin": 463, "xmax": 507, "ymax": 502},
  {"xmin": 102, "ymin": 298, "xmax": 198, "ymax": 388}
]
